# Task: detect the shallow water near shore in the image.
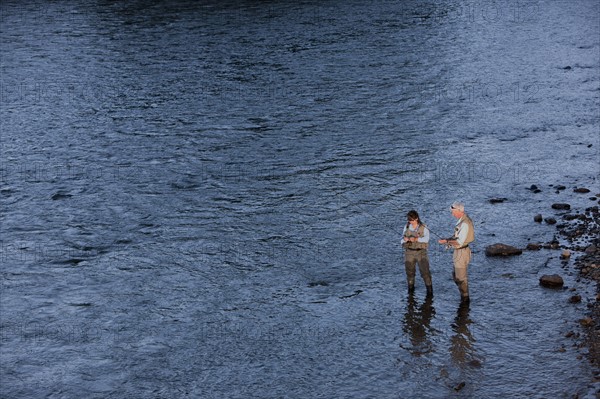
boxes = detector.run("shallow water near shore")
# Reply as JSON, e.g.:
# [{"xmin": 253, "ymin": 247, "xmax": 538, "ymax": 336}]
[{"xmin": 1, "ymin": 0, "xmax": 599, "ymax": 398}]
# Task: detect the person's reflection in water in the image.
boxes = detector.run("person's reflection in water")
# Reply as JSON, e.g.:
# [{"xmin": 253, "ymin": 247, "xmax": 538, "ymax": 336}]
[
  {"xmin": 402, "ymin": 293, "xmax": 436, "ymax": 356},
  {"xmin": 450, "ymin": 301, "xmax": 479, "ymax": 368}
]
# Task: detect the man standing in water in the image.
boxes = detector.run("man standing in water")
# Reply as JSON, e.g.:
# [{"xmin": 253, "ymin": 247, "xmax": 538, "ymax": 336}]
[
  {"xmin": 402, "ymin": 210, "xmax": 433, "ymax": 296},
  {"xmin": 438, "ymin": 202, "xmax": 475, "ymax": 303}
]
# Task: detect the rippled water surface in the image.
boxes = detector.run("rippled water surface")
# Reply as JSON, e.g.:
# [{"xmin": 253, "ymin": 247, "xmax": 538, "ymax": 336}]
[{"xmin": 1, "ymin": 1, "xmax": 599, "ymax": 398}]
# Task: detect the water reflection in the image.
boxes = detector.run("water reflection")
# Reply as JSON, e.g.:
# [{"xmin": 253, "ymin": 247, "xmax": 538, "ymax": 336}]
[
  {"xmin": 450, "ymin": 302, "xmax": 480, "ymax": 368},
  {"xmin": 402, "ymin": 293, "xmax": 436, "ymax": 356}
]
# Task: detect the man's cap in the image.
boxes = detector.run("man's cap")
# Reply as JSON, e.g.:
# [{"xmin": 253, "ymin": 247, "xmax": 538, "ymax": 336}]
[{"xmin": 450, "ymin": 201, "xmax": 465, "ymax": 212}]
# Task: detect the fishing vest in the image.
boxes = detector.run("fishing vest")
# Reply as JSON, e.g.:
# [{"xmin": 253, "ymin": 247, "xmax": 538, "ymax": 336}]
[
  {"xmin": 454, "ymin": 214, "xmax": 475, "ymax": 247},
  {"xmin": 403, "ymin": 224, "xmax": 428, "ymax": 249}
]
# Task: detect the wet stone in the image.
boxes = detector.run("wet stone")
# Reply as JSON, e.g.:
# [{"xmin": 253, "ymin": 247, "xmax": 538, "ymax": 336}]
[
  {"xmin": 539, "ymin": 274, "xmax": 564, "ymax": 288},
  {"xmin": 585, "ymin": 245, "xmax": 598, "ymax": 255},
  {"xmin": 534, "ymin": 214, "xmax": 543, "ymax": 223},
  {"xmin": 489, "ymin": 198, "xmax": 508, "ymax": 204},
  {"xmin": 574, "ymin": 187, "xmax": 590, "ymax": 193},
  {"xmin": 485, "ymin": 243, "xmax": 523, "ymax": 257},
  {"xmin": 544, "ymin": 217, "xmax": 557, "ymax": 225},
  {"xmin": 526, "ymin": 243, "xmax": 542, "ymax": 251},
  {"xmin": 569, "ymin": 295, "xmax": 582, "ymax": 304},
  {"xmin": 454, "ymin": 382, "xmax": 466, "ymax": 391},
  {"xmin": 552, "ymin": 203, "xmax": 571, "ymax": 210},
  {"xmin": 579, "ymin": 317, "xmax": 594, "ymax": 327},
  {"xmin": 549, "ymin": 241, "xmax": 561, "ymax": 249}
]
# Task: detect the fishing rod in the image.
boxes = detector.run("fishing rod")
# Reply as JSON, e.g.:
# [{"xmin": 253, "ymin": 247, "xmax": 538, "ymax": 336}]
[{"xmin": 410, "ymin": 222, "xmax": 457, "ymax": 250}]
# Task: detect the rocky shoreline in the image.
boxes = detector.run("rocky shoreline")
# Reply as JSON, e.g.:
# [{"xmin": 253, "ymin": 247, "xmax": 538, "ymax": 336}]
[
  {"xmin": 550, "ymin": 198, "xmax": 600, "ymax": 381},
  {"xmin": 487, "ymin": 185, "xmax": 600, "ymax": 388},
  {"xmin": 534, "ymin": 188, "xmax": 599, "ymax": 384}
]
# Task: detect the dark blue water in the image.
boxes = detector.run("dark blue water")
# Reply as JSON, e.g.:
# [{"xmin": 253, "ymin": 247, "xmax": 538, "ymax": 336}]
[{"xmin": 1, "ymin": 1, "xmax": 599, "ymax": 398}]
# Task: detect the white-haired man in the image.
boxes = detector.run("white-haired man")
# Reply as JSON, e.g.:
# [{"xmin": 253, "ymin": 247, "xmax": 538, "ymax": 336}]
[{"xmin": 438, "ymin": 202, "xmax": 475, "ymax": 303}]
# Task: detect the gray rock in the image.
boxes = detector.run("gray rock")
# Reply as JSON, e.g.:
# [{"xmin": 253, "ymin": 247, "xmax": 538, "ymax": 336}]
[
  {"xmin": 585, "ymin": 245, "xmax": 598, "ymax": 255},
  {"xmin": 544, "ymin": 217, "xmax": 557, "ymax": 225},
  {"xmin": 539, "ymin": 274, "xmax": 564, "ymax": 288},
  {"xmin": 534, "ymin": 214, "xmax": 543, "ymax": 223},
  {"xmin": 485, "ymin": 243, "xmax": 523, "ymax": 257},
  {"xmin": 551, "ymin": 203, "xmax": 571, "ymax": 210}
]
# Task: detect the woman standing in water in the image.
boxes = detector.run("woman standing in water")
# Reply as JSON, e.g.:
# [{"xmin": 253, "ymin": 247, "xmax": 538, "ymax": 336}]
[{"xmin": 402, "ymin": 210, "xmax": 433, "ymax": 296}]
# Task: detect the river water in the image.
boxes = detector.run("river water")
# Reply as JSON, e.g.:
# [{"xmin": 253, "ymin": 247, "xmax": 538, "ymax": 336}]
[{"xmin": 1, "ymin": 0, "xmax": 599, "ymax": 398}]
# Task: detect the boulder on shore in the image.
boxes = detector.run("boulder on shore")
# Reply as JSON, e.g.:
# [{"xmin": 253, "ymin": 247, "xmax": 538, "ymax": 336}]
[
  {"xmin": 485, "ymin": 243, "xmax": 523, "ymax": 257},
  {"xmin": 539, "ymin": 274, "xmax": 564, "ymax": 288}
]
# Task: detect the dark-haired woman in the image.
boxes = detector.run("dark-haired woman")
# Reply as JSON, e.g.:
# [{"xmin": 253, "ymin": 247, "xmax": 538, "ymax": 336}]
[{"xmin": 402, "ymin": 210, "xmax": 433, "ymax": 296}]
